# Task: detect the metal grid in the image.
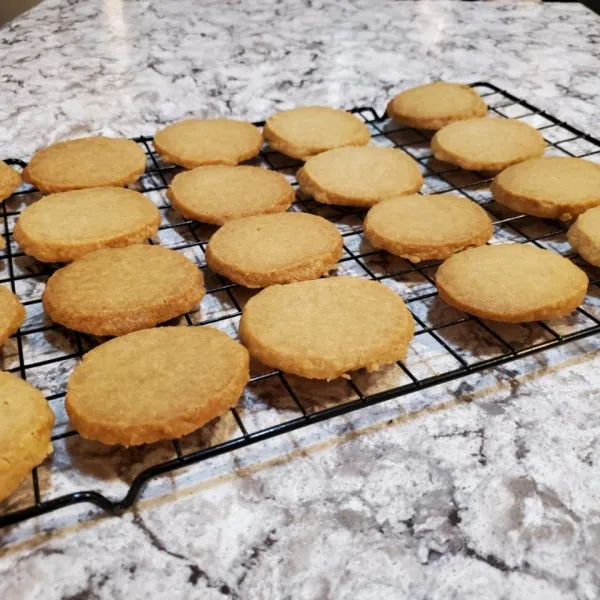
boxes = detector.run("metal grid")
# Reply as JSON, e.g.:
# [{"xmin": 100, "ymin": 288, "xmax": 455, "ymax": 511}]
[{"xmin": 2, "ymin": 82, "xmax": 600, "ymax": 529}]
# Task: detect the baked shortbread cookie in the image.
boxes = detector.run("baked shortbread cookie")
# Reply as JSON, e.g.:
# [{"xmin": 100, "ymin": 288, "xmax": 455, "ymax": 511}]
[
  {"xmin": 297, "ymin": 146, "xmax": 423, "ymax": 207},
  {"xmin": 23, "ymin": 137, "xmax": 146, "ymax": 193},
  {"xmin": 387, "ymin": 82, "xmax": 487, "ymax": 130},
  {"xmin": 364, "ymin": 194, "xmax": 493, "ymax": 262},
  {"xmin": 436, "ymin": 244, "xmax": 588, "ymax": 322},
  {"xmin": 239, "ymin": 277, "xmax": 415, "ymax": 379},
  {"xmin": 0, "ymin": 286, "xmax": 26, "ymax": 346},
  {"xmin": 43, "ymin": 245, "xmax": 205, "ymax": 336},
  {"xmin": 431, "ymin": 118, "xmax": 545, "ymax": 171},
  {"xmin": 492, "ymin": 157, "xmax": 600, "ymax": 221},
  {"xmin": 206, "ymin": 212, "xmax": 343, "ymax": 287},
  {"xmin": 0, "ymin": 161, "xmax": 21, "ymax": 202},
  {"xmin": 263, "ymin": 106, "xmax": 370, "ymax": 160},
  {"xmin": 0, "ymin": 373, "xmax": 54, "ymax": 502},
  {"xmin": 169, "ymin": 165, "xmax": 294, "ymax": 225},
  {"xmin": 154, "ymin": 119, "xmax": 262, "ymax": 168},
  {"xmin": 66, "ymin": 327, "xmax": 249, "ymax": 446},
  {"xmin": 14, "ymin": 188, "xmax": 161, "ymax": 263},
  {"xmin": 568, "ymin": 206, "xmax": 600, "ymax": 267}
]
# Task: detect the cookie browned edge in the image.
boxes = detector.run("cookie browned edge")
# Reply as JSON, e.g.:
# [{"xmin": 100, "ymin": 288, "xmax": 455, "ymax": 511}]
[
  {"xmin": 0, "ymin": 400, "xmax": 54, "ymax": 502},
  {"xmin": 491, "ymin": 178, "xmax": 600, "ymax": 222},
  {"xmin": 431, "ymin": 129, "xmax": 546, "ymax": 172},
  {"xmin": 42, "ymin": 267, "xmax": 205, "ymax": 336},
  {"xmin": 65, "ymin": 334, "xmax": 250, "ymax": 446},
  {"xmin": 568, "ymin": 218, "xmax": 600, "ymax": 267},
  {"xmin": 263, "ymin": 120, "xmax": 370, "ymax": 161},
  {"xmin": 386, "ymin": 86, "xmax": 487, "ymax": 131},
  {"xmin": 154, "ymin": 127, "xmax": 263, "ymax": 169},
  {"xmin": 13, "ymin": 212, "xmax": 161, "ymax": 263},
  {"xmin": 238, "ymin": 285, "xmax": 415, "ymax": 380},
  {"xmin": 0, "ymin": 291, "xmax": 26, "ymax": 346},
  {"xmin": 297, "ymin": 163, "xmax": 423, "ymax": 208},
  {"xmin": 363, "ymin": 208, "xmax": 493, "ymax": 263},
  {"xmin": 205, "ymin": 232, "xmax": 343, "ymax": 288},
  {"xmin": 436, "ymin": 266, "xmax": 588, "ymax": 323},
  {"xmin": 0, "ymin": 163, "xmax": 22, "ymax": 203},
  {"xmin": 167, "ymin": 180, "xmax": 295, "ymax": 226}
]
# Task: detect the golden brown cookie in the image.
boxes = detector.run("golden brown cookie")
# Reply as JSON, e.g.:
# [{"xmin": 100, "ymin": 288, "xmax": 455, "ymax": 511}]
[
  {"xmin": 23, "ymin": 137, "xmax": 146, "ymax": 194},
  {"xmin": 567, "ymin": 206, "xmax": 600, "ymax": 266},
  {"xmin": 0, "ymin": 161, "xmax": 21, "ymax": 202},
  {"xmin": 154, "ymin": 119, "xmax": 262, "ymax": 168},
  {"xmin": 239, "ymin": 277, "xmax": 414, "ymax": 379},
  {"xmin": 169, "ymin": 165, "xmax": 294, "ymax": 225},
  {"xmin": 0, "ymin": 373, "xmax": 54, "ymax": 501},
  {"xmin": 0, "ymin": 286, "xmax": 26, "ymax": 346},
  {"xmin": 431, "ymin": 118, "xmax": 545, "ymax": 171},
  {"xmin": 206, "ymin": 212, "xmax": 343, "ymax": 288},
  {"xmin": 43, "ymin": 245, "xmax": 205, "ymax": 336},
  {"xmin": 364, "ymin": 194, "xmax": 493, "ymax": 262},
  {"xmin": 492, "ymin": 157, "xmax": 600, "ymax": 221},
  {"xmin": 297, "ymin": 146, "xmax": 423, "ymax": 207},
  {"xmin": 387, "ymin": 82, "xmax": 487, "ymax": 130},
  {"xmin": 66, "ymin": 327, "xmax": 249, "ymax": 446},
  {"xmin": 14, "ymin": 188, "xmax": 161, "ymax": 263},
  {"xmin": 263, "ymin": 106, "xmax": 370, "ymax": 160},
  {"xmin": 436, "ymin": 244, "xmax": 588, "ymax": 322}
]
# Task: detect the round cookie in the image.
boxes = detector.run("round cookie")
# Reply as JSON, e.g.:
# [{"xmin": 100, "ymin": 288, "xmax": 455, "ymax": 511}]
[
  {"xmin": 492, "ymin": 157, "xmax": 600, "ymax": 221},
  {"xmin": 0, "ymin": 286, "xmax": 26, "ymax": 346},
  {"xmin": 23, "ymin": 137, "xmax": 146, "ymax": 194},
  {"xmin": 0, "ymin": 161, "xmax": 21, "ymax": 202},
  {"xmin": 14, "ymin": 188, "xmax": 161, "ymax": 263},
  {"xmin": 568, "ymin": 206, "xmax": 600, "ymax": 267},
  {"xmin": 297, "ymin": 146, "xmax": 423, "ymax": 207},
  {"xmin": 387, "ymin": 82, "xmax": 487, "ymax": 130},
  {"xmin": 263, "ymin": 106, "xmax": 370, "ymax": 160},
  {"xmin": 239, "ymin": 277, "xmax": 415, "ymax": 380},
  {"xmin": 66, "ymin": 327, "xmax": 249, "ymax": 446},
  {"xmin": 169, "ymin": 166, "xmax": 294, "ymax": 225},
  {"xmin": 431, "ymin": 118, "xmax": 546, "ymax": 172},
  {"xmin": 0, "ymin": 373, "xmax": 55, "ymax": 502},
  {"xmin": 43, "ymin": 245, "xmax": 205, "ymax": 336},
  {"xmin": 436, "ymin": 244, "xmax": 588, "ymax": 322},
  {"xmin": 153, "ymin": 119, "xmax": 262, "ymax": 168},
  {"xmin": 364, "ymin": 194, "xmax": 493, "ymax": 262},
  {"xmin": 206, "ymin": 212, "xmax": 343, "ymax": 288}
]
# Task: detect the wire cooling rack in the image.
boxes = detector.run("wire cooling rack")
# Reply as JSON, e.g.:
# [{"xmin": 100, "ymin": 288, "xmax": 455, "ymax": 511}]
[{"xmin": 2, "ymin": 82, "xmax": 600, "ymax": 529}]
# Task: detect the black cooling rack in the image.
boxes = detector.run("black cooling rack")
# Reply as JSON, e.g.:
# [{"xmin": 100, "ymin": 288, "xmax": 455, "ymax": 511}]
[{"xmin": 2, "ymin": 82, "xmax": 600, "ymax": 529}]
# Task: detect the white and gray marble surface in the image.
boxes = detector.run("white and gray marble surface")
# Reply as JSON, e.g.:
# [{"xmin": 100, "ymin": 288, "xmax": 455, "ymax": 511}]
[{"xmin": 1, "ymin": 0, "xmax": 600, "ymax": 598}]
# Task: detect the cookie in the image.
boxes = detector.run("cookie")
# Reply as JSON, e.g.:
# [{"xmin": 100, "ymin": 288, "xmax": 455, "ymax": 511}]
[
  {"xmin": 43, "ymin": 245, "xmax": 205, "ymax": 336},
  {"xmin": 364, "ymin": 194, "xmax": 493, "ymax": 262},
  {"xmin": 239, "ymin": 277, "xmax": 414, "ymax": 379},
  {"xmin": 297, "ymin": 146, "xmax": 423, "ymax": 207},
  {"xmin": 154, "ymin": 119, "xmax": 262, "ymax": 168},
  {"xmin": 387, "ymin": 82, "xmax": 487, "ymax": 130},
  {"xmin": 0, "ymin": 286, "xmax": 26, "ymax": 346},
  {"xmin": 0, "ymin": 373, "xmax": 55, "ymax": 501},
  {"xmin": 492, "ymin": 157, "xmax": 600, "ymax": 221},
  {"xmin": 431, "ymin": 118, "xmax": 545, "ymax": 172},
  {"xmin": 169, "ymin": 165, "xmax": 294, "ymax": 225},
  {"xmin": 206, "ymin": 212, "xmax": 343, "ymax": 288},
  {"xmin": 23, "ymin": 137, "xmax": 146, "ymax": 194},
  {"xmin": 0, "ymin": 161, "xmax": 21, "ymax": 202},
  {"xmin": 14, "ymin": 188, "xmax": 161, "ymax": 263},
  {"xmin": 436, "ymin": 244, "xmax": 588, "ymax": 322},
  {"xmin": 263, "ymin": 106, "xmax": 370, "ymax": 160},
  {"xmin": 66, "ymin": 327, "xmax": 249, "ymax": 446},
  {"xmin": 567, "ymin": 206, "xmax": 600, "ymax": 267}
]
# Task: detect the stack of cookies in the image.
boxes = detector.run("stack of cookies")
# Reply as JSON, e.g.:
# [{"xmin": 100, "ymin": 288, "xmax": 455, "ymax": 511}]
[{"xmin": 0, "ymin": 81, "xmax": 594, "ymax": 503}]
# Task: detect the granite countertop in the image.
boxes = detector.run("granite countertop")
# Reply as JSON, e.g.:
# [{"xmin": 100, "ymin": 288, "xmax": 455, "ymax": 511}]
[{"xmin": 1, "ymin": 0, "xmax": 600, "ymax": 598}]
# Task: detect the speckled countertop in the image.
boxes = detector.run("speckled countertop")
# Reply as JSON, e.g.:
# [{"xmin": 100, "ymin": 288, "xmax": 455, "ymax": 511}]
[{"xmin": 1, "ymin": 1, "xmax": 600, "ymax": 599}]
